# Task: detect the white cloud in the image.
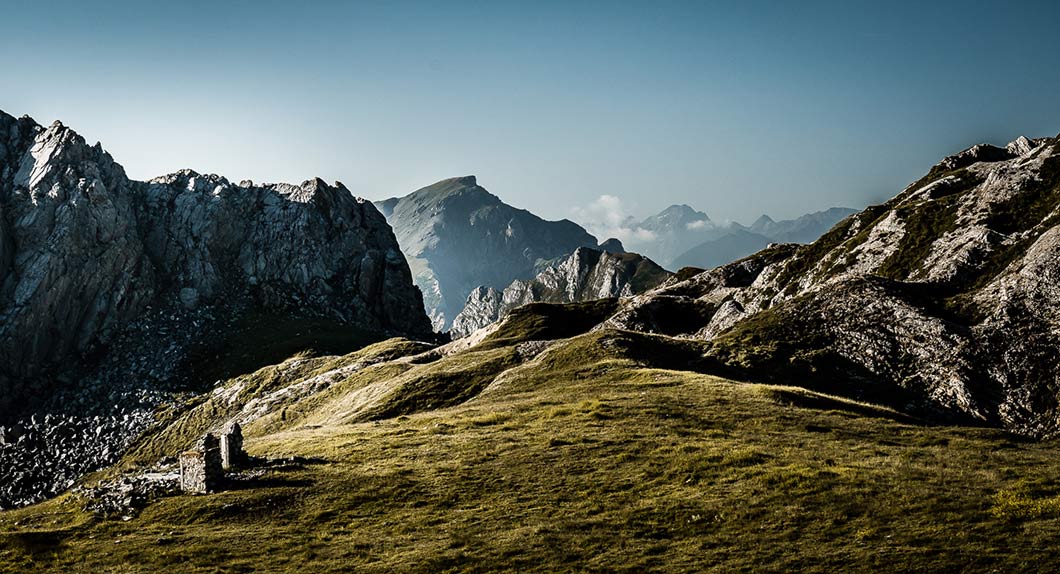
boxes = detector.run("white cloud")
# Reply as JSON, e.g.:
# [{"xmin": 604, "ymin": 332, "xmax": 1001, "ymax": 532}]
[
  {"xmin": 570, "ymin": 195, "xmax": 655, "ymax": 246},
  {"xmin": 685, "ymin": 220, "xmax": 712, "ymax": 230},
  {"xmin": 631, "ymin": 228, "xmax": 657, "ymax": 241},
  {"xmin": 570, "ymin": 194, "xmax": 626, "ymax": 228}
]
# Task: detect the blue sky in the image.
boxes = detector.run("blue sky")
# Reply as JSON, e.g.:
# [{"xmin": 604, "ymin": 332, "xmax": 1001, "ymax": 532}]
[{"xmin": 3, "ymin": 0, "xmax": 1059, "ymax": 225}]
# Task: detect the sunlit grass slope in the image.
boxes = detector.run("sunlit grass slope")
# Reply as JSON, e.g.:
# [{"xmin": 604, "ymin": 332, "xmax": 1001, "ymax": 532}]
[{"xmin": 2, "ymin": 305, "xmax": 1060, "ymax": 573}]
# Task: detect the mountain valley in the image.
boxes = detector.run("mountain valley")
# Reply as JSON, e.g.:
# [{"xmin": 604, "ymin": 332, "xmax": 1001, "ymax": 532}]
[{"xmin": 2, "ymin": 111, "xmax": 1060, "ymax": 572}]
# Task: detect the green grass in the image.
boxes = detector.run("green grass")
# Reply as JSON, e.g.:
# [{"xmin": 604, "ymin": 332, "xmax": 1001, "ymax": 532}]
[
  {"xmin": 613, "ymin": 252, "xmax": 672, "ymax": 293},
  {"xmin": 124, "ymin": 338, "xmax": 433, "ymax": 465},
  {"xmin": 3, "ymin": 329, "xmax": 1060, "ymax": 572}
]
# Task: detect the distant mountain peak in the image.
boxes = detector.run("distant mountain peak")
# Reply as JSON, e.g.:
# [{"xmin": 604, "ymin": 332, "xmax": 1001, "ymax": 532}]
[
  {"xmin": 376, "ymin": 177, "xmax": 598, "ymax": 330},
  {"xmin": 663, "ymin": 203, "xmax": 697, "ymax": 214},
  {"xmin": 444, "ymin": 174, "xmax": 478, "ymax": 187},
  {"xmin": 655, "ymin": 204, "xmax": 710, "ymax": 222},
  {"xmin": 407, "ymin": 175, "xmax": 492, "ymax": 201},
  {"xmin": 751, "ymin": 214, "xmax": 776, "ymax": 230}
]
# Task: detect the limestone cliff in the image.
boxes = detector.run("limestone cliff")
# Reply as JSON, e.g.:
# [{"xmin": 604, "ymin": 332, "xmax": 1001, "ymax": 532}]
[
  {"xmin": 450, "ymin": 247, "xmax": 670, "ymax": 338},
  {"xmin": 0, "ymin": 113, "xmax": 431, "ymax": 406}
]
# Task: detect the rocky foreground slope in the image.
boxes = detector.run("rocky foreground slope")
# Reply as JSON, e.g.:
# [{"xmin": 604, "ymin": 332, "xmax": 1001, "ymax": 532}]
[
  {"xmin": 603, "ymin": 135, "xmax": 1060, "ymax": 436},
  {"xmin": 376, "ymin": 176, "xmax": 602, "ymax": 330},
  {"xmin": 0, "ymin": 111, "xmax": 432, "ymax": 506},
  {"xmin": 449, "ymin": 246, "xmax": 671, "ymax": 338},
  {"xmin": 7, "ymin": 297, "xmax": 1060, "ymax": 572}
]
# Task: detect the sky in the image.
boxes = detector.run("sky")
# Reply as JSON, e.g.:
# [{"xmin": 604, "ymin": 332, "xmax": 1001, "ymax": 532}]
[{"xmin": 3, "ymin": 0, "xmax": 1060, "ymax": 226}]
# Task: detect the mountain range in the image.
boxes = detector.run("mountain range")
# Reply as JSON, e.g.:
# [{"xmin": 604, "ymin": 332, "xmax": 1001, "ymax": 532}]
[
  {"xmin": 614, "ymin": 204, "xmax": 857, "ymax": 270},
  {"xmin": 378, "ymin": 178, "xmax": 854, "ymax": 333}
]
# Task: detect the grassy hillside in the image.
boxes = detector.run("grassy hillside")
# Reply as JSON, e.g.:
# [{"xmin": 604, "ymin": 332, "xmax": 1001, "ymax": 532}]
[{"xmin": 2, "ymin": 320, "xmax": 1060, "ymax": 572}]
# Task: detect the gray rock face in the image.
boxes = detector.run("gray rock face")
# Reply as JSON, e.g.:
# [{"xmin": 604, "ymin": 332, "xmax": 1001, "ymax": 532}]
[
  {"xmin": 450, "ymin": 247, "xmax": 671, "ymax": 338},
  {"xmin": 600, "ymin": 244, "xmax": 797, "ymax": 336},
  {"xmin": 376, "ymin": 176, "xmax": 599, "ymax": 330},
  {"xmin": 0, "ymin": 110, "xmax": 432, "ymax": 507},
  {"xmin": 0, "ymin": 112, "xmax": 430, "ymax": 413},
  {"xmin": 604, "ymin": 134, "xmax": 1060, "ymax": 436},
  {"xmin": 1, "ymin": 116, "xmax": 152, "ymax": 401},
  {"xmin": 137, "ymin": 170, "xmax": 429, "ymax": 336}
]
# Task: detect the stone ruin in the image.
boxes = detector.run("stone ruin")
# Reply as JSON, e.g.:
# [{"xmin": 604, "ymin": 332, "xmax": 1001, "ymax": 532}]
[
  {"xmin": 179, "ymin": 434, "xmax": 223, "ymax": 494},
  {"xmin": 179, "ymin": 422, "xmax": 249, "ymax": 494},
  {"xmin": 220, "ymin": 422, "xmax": 248, "ymax": 470}
]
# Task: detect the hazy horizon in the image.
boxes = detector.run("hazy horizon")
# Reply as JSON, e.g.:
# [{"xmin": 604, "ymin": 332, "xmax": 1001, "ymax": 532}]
[{"xmin": 3, "ymin": 0, "xmax": 1059, "ymax": 225}]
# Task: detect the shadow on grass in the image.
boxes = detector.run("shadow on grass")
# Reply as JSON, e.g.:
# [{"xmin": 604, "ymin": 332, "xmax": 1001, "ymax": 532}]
[
  {"xmin": 225, "ymin": 476, "xmax": 314, "ymax": 491},
  {"xmin": 225, "ymin": 456, "xmax": 327, "ymax": 490},
  {"xmin": 0, "ymin": 529, "xmax": 70, "ymax": 557},
  {"xmin": 765, "ymin": 388, "xmax": 921, "ymax": 425}
]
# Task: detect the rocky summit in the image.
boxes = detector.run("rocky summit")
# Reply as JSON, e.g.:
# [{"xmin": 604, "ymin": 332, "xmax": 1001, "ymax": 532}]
[
  {"xmin": 449, "ymin": 246, "xmax": 671, "ymax": 338},
  {"xmin": 375, "ymin": 176, "xmax": 602, "ymax": 331},
  {"xmin": 602, "ymin": 135, "xmax": 1060, "ymax": 437},
  {"xmin": 0, "ymin": 111, "xmax": 432, "ymax": 507}
]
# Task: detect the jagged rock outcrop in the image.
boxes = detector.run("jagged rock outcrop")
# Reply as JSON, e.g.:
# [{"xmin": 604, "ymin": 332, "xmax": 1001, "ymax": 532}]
[
  {"xmin": 137, "ymin": 170, "xmax": 428, "ymax": 333},
  {"xmin": 0, "ymin": 113, "xmax": 430, "ymax": 406},
  {"xmin": 0, "ymin": 110, "xmax": 432, "ymax": 507},
  {"xmin": 600, "ymin": 244, "xmax": 798, "ymax": 336},
  {"xmin": 376, "ymin": 176, "xmax": 600, "ymax": 330},
  {"xmin": 450, "ymin": 247, "xmax": 670, "ymax": 338},
  {"xmin": 603, "ymin": 134, "xmax": 1060, "ymax": 436}
]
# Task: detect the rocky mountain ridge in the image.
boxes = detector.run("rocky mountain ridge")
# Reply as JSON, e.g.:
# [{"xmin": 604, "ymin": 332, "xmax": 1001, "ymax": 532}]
[
  {"xmin": 449, "ymin": 246, "xmax": 670, "ymax": 338},
  {"xmin": 601, "ymin": 134, "xmax": 1060, "ymax": 436}
]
